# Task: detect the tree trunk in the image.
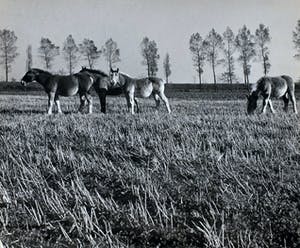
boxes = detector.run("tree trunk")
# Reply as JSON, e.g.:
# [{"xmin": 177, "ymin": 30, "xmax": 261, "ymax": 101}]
[
  {"xmin": 147, "ymin": 65, "xmax": 150, "ymax": 78},
  {"xmin": 45, "ymin": 56, "xmax": 49, "ymax": 70},
  {"xmin": 227, "ymin": 43, "xmax": 232, "ymax": 84},
  {"xmin": 212, "ymin": 60, "xmax": 216, "ymax": 84},
  {"xmin": 228, "ymin": 56, "xmax": 232, "ymax": 84},
  {"xmin": 198, "ymin": 69, "xmax": 202, "ymax": 84},
  {"xmin": 5, "ymin": 54, "xmax": 8, "ymax": 82},
  {"xmin": 69, "ymin": 54, "xmax": 72, "ymax": 75},
  {"xmin": 88, "ymin": 55, "xmax": 92, "ymax": 69},
  {"xmin": 263, "ymin": 56, "xmax": 267, "ymax": 76}
]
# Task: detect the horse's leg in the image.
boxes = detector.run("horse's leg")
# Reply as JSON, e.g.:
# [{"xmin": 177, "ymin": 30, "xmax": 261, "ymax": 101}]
[
  {"xmin": 129, "ymin": 91, "xmax": 135, "ymax": 114},
  {"xmin": 268, "ymin": 99, "xmax": 275, "ymax": 114},
  {"xmin": 125, "ymin": 90, "xmax": 135, "ymax": 114},
  {"xmin": 78, "ymin": 93, "xmax": 87, "ymax": 113},
  {"xmin": 47, "ymin": 92, "xmax": 55, "ymax": 115},
  {"xmin": 98, "ymin": 89, "xmax": 107, "ymax": 114},
  {"xmin": 290, "ymin": 91, "xmax": 298, "ymax": 114},
  {"xmin": 85, "ymin": 93, "xmax": 93, "ymax": 114},
  {"xmin": 153, "ymin": 93, "xmax": 160, "ymax": 109},
  {"xmin": 134, "ymin": 98, "xmax": 140, "ymax": 113},
  {"xmin": 261, "ymin": 97, "xmax": 268, "ymax": 114},
  {"xmin": 282, "ymin": 93, "xmax": 289, "ymax": 112},
  {"xmin": 125, "ymin": 93, "xmax": 131, "ymax": 113},
  {"xmin": 158, "ymin": 92, "xmax": 171, "ymax": 113},
  {"xmin": 55, "ymin": 95, "xmax": 62, "ymax": 114}
]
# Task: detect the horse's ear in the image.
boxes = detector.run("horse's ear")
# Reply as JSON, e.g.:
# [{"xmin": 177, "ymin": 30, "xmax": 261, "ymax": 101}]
[
  {"xmin": 110, "ymin": 68, "xmax": 113, "ymax": 72},
  {"xmin": 116, "ymin": 68, "xmax": 119, "ymax": 73}
]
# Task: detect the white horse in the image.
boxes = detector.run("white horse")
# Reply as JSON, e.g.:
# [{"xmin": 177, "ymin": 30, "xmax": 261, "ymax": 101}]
[{"xmin": 109, "ymin": 68, "xmax": 171, "ymax": 114}]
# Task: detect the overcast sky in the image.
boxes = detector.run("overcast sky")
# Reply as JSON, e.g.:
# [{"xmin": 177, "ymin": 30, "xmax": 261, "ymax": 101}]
[{"xmin": 0, "ymin": 0, "xmax": 299, "ymax": 83}]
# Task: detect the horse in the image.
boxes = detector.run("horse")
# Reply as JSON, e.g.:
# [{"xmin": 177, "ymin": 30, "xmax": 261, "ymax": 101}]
[
  {"xmin": 79, "ymin": 67, "xmax": 123, "ymax": 114},
  {"xmin": 109, "ymin": 68, "xmax": 171, "ymax": 114},
  {"xmin": 247, "ymin": 75, "xmax": 298, "ymax": 115},
  {"xmin": 21, "ymin": 68, "xmax": 94, "ymax": 114}
]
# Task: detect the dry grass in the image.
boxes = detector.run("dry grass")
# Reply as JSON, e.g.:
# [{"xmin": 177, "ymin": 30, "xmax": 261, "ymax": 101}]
[{"xmin": 0, "ymin": 94, "xmax": 300, "ymax": 247}]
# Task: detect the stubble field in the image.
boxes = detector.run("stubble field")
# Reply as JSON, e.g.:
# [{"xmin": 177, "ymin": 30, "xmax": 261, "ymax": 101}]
[{"xmin": 0, "ymin": 93, "xmax": 300, "ymax": 247}]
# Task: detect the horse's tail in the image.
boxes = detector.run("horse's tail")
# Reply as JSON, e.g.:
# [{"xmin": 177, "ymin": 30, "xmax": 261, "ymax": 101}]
[{"xmin": 281, "ymin": 75, "xmax": 294, "ymax": 93}]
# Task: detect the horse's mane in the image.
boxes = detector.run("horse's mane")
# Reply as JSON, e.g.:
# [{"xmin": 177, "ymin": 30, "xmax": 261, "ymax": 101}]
[
  {"xmin": 251, "ymin": 76, "xmax": 268, "ymax": 93},
  {"xmin": 82, "ymin": 68, "xmax": 108, "ymax": 77},
  {"xmin": 31, "ymin": 68, "xmax": 52, "ymax": 75}
]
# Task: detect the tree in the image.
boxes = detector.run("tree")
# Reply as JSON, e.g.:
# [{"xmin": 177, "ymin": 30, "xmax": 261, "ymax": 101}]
[
  {"xmin": 222, "ymin": 27, "xmax": 237, "ymax": 84},
  {"xmin": 204, "ymin": 29, "xmax": 224, "ymax": 84},
  {"xmin": 163, "ymin": 53, "xmax": 171, "ymax": 83},
  {"xmin": 189, "ymin": 33, "xmax": 206, "ymax": 84},
  {"xmin": 235, "ymin": 25, "xmax": 256, "ymax": 84},
  {"xmin": 26, "ymin": 45, "xmax": 33, "ymax": 71},
  {"xmin": 141, "ymin": 37, "xmax": 160, "ymax": 77},
  {"xmin": 255, "ymin": 24, "xmax": 271, "ymax": 75},
  {"xmin": 102, "ymin": 38, "xmax": 120, "ymax": 70},
  {"xmin": 79, "ymin": 39, "xmax": 101, "ymax": 69},
  {"xmin": 292, "ymin": 19, "xmax": 300, "ymax": 59},
  {"xmin": 38, "ymin": 38, "xmax": 59, "ymax": 70},
  {"xmin": 0, "ymin": 29, "xmax": 19, "ymax": 82},
  {"xmin": 63, "ymin": 35, "xmax": 79, "ymax": 74}
]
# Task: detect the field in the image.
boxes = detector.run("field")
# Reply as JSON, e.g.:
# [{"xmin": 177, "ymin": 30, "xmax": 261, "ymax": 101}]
[{"xmin": 0, "ymin": 91, "xmax": 300, "ymax": 247}]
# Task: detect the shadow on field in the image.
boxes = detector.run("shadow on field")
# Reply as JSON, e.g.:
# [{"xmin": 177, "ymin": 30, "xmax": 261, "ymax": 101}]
[
  {"xmin": 0, "ymin": 109, "xmax": 82, "ymax": 115},
  {"xmin": 0, "ymin": 109, "xmax": 45, "ymax": 115}
]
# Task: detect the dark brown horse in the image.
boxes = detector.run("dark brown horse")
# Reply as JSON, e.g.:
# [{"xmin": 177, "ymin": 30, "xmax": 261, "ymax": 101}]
[
  {"xmin": 247, "ymin": 75, "xmax": 298, "ymax": 114},
  {"xmin": 79, "ymin": 67, "xmax": 124, "ymax": 113},
  {"xmin": 21, "ymin": 68, "xmax": 94, "ymax": 114}
]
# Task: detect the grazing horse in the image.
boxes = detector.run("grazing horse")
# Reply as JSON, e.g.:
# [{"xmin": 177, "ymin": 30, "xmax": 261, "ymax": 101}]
[
  {"xmin": 21, "ymin": 68, "xmax": 94, "ymax": 114},
  {"xmin": 247, "ymin": 75, "xmax": 298, "ymax": 114},
  {"xmin": 79, "ymin": 67, "xmax": 123, "ymax": 113},
  {"xmin": 109, "ymin": 68, "xmax": 171, "ymax": 114}
]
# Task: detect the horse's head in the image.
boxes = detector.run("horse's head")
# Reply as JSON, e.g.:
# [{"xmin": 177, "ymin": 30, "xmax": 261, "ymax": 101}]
[
  {"xmin": 247, "ymin": 93, "xmax": 258, "ymax": 115},
  {"xmin": 80, "ymin": 66, "xmax": 87, "ymax": 73},
  {"xmin": 21, "ymin": 69, "xmax": 39, "ymax": 86},
  {"xmin": 110, "ymin": 68, "xmax": 120, "ymax": 87}
]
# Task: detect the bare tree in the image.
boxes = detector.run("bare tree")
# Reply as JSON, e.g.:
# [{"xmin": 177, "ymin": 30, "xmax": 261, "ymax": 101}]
[
  {"xmin": 0, "ymin": 29, "xmax": 19, "ymax": 82},
  {"xmin": 293, "ymin": 19, "xmax": 300, "ymax": 59},
  {"xmin": 235, "ymin": 25, "xmax": 256, "ymax": 84},
  {"xmin": 163, "ymin": 53, "xmax": 171, "ymax": 83},
  {"xmin": 204, "ymin": 28, "xmax": 224, "ymax": 84},
  {"xmin": 26, "ymin": 45, "xmax": 33, "ymax": 71},
  {"xmin": 189, "ymin": 33, "xmax": 206, "ymax": 84},
  {"xmin": 38, "ymin": 37, "xmax": 59, "ymax": 70},
  {"xmin": 255, "ymin": 24, "xmax": 271, "ymax": 75},
  {"xmin": 102, "ymin": 38, "xmax": 120, "ymax": 70},
  {"xmin": 141, "ymin": 37, "xmax": 160, "ymax": 77},
  {"xmin": 222, "ymin": 27, "xmax": 236, "ymax": 84},
  {"xmin": 63, "ymin": 35, "xmax": 79, "ymax": 74},
  {"xmin": 79, "ymin": 39, "xmax": 101, "ymax": 69}
]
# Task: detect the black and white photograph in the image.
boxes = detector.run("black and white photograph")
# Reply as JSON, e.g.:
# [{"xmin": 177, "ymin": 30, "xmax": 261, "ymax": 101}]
[{"xmin": 0, "ymin": 0, "xmax": 300, "ymax": 247}]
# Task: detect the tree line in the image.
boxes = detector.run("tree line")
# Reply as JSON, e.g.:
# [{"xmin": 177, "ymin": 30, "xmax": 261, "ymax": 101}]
[
  {"xmin": 1, "ymin": 19, "xmax": 300, "ymax": 83},
  {"xmin": 0, "ymin": 31, "xmax": 170, "ymax": 83},
  {"xmin": 189, "ymin": 24, "xmax": 272, "ymax": 84},
  {"xmin": 189, "ymin": 21, "xmax": 300, "ymax": 84}
]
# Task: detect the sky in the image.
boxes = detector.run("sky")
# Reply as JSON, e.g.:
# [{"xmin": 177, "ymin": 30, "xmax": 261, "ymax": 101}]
[{"xmin": 0, "ymin": 0, "xmax": 299, "ymax": 83}]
